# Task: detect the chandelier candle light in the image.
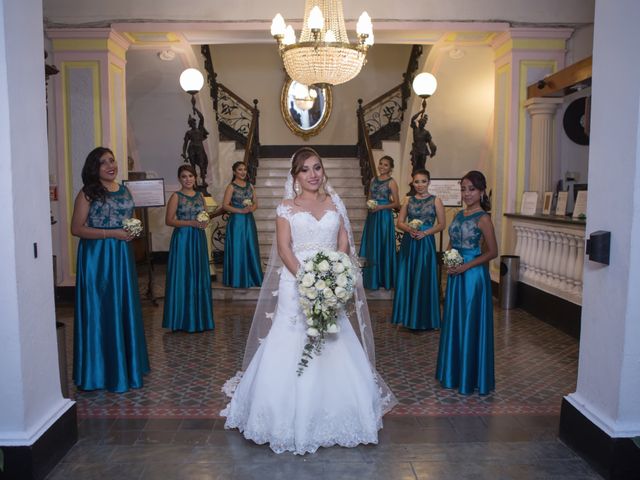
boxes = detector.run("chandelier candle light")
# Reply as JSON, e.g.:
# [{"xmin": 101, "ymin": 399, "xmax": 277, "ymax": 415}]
[
  {"xmin": 271, "ymin": 0, "xmax": 374, "ymax": 87},
  {"xmin": 179, "ymin": 67, "xmax": 205, "ymax": 113}
]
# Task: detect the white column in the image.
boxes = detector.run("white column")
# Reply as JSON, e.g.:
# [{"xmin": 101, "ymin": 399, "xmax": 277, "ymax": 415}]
[
  {"xmin": 524, "ymin": 97, "xmax": 563, "ymax": 203},
  {"xmin": 565, "ymin": 0, "xmax": 640, "ymax": 440},
  {"xmin": 0, "ymin": 0, "xmax": 74, "ymax": 447}
]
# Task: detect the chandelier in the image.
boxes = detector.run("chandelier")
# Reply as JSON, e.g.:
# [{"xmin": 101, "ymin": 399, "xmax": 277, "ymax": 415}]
[{"xmin": 270, "ymin": 0, "xmax": 374, "ymax": 87}]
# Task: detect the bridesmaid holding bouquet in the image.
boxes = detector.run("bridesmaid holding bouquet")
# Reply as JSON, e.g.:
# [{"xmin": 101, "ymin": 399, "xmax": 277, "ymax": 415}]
[
  {"xmin": 392, "ymin": 169, "xmax": 445, "ymax": 330},
  {"xmin": 162, "ymin": 164, "xmax": 214, "ymax": 332},
  {"xmin": 436, "ymin": 170, "xmax": 498, "ymax": 395},
  {"xmin": 359, "ymin": 156, "xmax": 400, "ymax": 290},
  {"xmin": 70, "ymin": 147, "xmax": 149, "ymax": 393},
  {"xmin": 222, "ymin": 162, "xmax": 263, "ymax": 288}
]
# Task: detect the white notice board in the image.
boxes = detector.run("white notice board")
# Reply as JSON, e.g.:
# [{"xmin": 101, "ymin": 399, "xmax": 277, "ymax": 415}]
[
  {"xmin": 123, "ymin": 179, "xmax": 166, "ymax": 207},
  {"xmin": 429, "ymin": 178, "xmax": 462, "ymax": 207}
]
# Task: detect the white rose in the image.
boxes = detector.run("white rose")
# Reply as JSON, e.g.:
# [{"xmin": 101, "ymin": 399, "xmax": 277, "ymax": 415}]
[
  {"xmin": 315, "ymin": 279, "xmax": 327, "ymax": 290},
  {"xmin": 327, "ymin": 251, "xmax": 339, "ymax": 261},
  {"xmin": 317, "ymin": 260, "xmax": 330, "ymax": 272},
  {"xmin": 334, "ymin": 286, "xmax": 348, "ymax": 300},
  {"xmin": 323, "ymin": 288, "xmax": 334, "ymax": 298},
  {"xmin": 305, "ymin": 288, "xmax": 318, "ymax": 300},
  {"xmin": 306, "ymin": 327, "xmax": 319, "ymax": 337},
  {"xmin": 332, "ymin": 262, "xmax": 345, "ymax": 274},
  {"xmin": 306, "ymin": 318, "xmax": 314, "ymax": 326},
  {"xmin": 301, "ymin": 273, "xmax": 315, "ymax": 287},
  {"xmin": 336, "ymin": 273, "xmax": 348, "ymax": 287},
  {"xmin": 304, "ymin": 261, "xmax": 314, "ymax": 272},
  {"xmin": 327, "ymin": 323, "xmax": 340, "ymax": 334},
  {"xmin": 325, "ymin": 296, "xmax": 338, "ymax": 307}
]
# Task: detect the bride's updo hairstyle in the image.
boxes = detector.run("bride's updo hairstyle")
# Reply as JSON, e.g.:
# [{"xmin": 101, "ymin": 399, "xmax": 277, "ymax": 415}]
[
  {"xmin": 290, "ymin": 147, "xmax": 329, "ymax": 198},
  {"xmin": 290, "ymin": 147, "xmax": 328, "ymax": 180}
]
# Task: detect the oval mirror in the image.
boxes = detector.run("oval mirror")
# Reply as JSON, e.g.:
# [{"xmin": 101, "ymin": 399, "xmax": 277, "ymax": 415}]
[{"xmin": 280, "ymin": 78, "xmax": 332, "ymax": 139}]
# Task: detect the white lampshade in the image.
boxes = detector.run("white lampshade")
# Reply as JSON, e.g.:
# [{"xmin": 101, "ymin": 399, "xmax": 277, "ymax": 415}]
[
  {"xmin": 357, "ymin": 11, "xmax": 373, "ymax": 37},
  {"xmin": 412, "ymin": 72, "xmax": 438, "ymax": 97},
  {"xmin": 283, "ymin": 25, "xmax": 296, "ymax": 46},
  {"xmin": 308, "ymin": 6, "xmax": 324, "ymax": 30},
  {"xmin": 271, "ymin": 14, "xmax": 286, "ymax": 36},
  {"xmin": 179, "ymin": 68, "xmax": 204, "ymax": 93}
]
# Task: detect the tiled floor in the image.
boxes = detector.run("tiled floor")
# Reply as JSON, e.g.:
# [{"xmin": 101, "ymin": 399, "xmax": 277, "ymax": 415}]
[{"xmin": 48, "ymin": 283, "xmax": 600, "ymax": 479}]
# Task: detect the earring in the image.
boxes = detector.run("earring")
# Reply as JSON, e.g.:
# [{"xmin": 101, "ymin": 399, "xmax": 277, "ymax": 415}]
[{"xmin": 294, "ymin": 181, "xmax": 301, "ymax": 195}]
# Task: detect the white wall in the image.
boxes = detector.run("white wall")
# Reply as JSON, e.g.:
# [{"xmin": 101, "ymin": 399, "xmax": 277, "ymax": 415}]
[
  {"xmin": 0, "ymin": 0, "xmax": 73, "ymax": 446},
  {"xmin": 566, "ymin": 0, "xmax": 640, "ymax": 437}
]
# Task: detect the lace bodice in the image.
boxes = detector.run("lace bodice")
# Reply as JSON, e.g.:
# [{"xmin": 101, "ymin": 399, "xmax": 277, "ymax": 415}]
[
  {"xmin": 407, "ymin": 195, "xmax": 436, "ymax": 227},
  {"xmin": 175, "ymin": 191, "xmax": 205, "ymax": 220},
  {"xmin": 369, "ymin": 177, "xmax": 393, "ymax": 202},
  {"xmin": 230, "ymin": 182, "xmax": 253, "ymax": 208},
  {"xmin": 448, "ymin": 210, "xmax": 487, "ymax": 254},
  {"xmin": 276, "ymin": 204, "xmax": 341, "ymax": 256},
  {"xmin": 86, "ymin": 185, "xmax": 134, "ymax": 229}
]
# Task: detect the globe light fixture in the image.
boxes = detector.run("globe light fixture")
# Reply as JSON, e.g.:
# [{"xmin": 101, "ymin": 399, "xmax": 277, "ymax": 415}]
[
  {"xmin": 271, "ymin": 0, "xmax": 373, "ymax": 87},
  {"xmin": 179, "ymin": 68, "xmax": 205, "ymax": 112},
  {"xmin": 412, "ymin": 72, "xmax": 438, "ymax": 109}
]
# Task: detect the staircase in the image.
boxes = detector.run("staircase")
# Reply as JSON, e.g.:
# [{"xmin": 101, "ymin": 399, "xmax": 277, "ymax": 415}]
[
  {"xmin": 212, "ymin": 155, "xmax": 370, "ymax": 301},
  {"xmin": 254, "ymin": 156, "xmax": 367, "ymax": 261}
]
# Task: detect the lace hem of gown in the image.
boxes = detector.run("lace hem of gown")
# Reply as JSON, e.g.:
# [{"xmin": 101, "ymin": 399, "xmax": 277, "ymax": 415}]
[{"xmin": 223, "ymin": 406, "xmax": 382, "ymax": 455}]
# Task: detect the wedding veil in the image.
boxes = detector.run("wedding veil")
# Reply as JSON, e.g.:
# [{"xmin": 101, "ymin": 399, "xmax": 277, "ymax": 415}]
[{"xmin": 239, "ymin": 152, "xmax": 397, "ymax": 414}]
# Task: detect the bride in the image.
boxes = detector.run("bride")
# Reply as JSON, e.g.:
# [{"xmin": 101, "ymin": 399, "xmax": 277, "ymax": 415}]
[{"xmin": 221, "ymin": 147, "xmax": 397, "ymax": 455}]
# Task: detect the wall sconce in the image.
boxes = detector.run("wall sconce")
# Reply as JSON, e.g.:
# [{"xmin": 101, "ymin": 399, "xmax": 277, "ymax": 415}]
[{"xmin": 179, "ymin": 68, "xmax": 205, "ymax": 113}]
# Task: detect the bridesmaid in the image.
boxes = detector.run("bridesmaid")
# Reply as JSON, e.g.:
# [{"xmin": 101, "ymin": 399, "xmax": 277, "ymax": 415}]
[
  {"xmin": 163, "ymin": 165, "xmax": 214, "ymax": 332},
  {"xmin": 436, "ymin": 170, "xmax": 498, "ymax": 395},
  {"xmin": 70, "ymin": 147, "xmax": 149, "ymax": 393},
  {"xmin": 359, "ymin": 156, "xmax": 400, "ymax": 290},
  {"xmin": 392, "ymin": 169, "xmax": 445, "ymax": 330},
  {"xmin": 222, "ymin": 162, "xmax": 263, "ymax": 288}
]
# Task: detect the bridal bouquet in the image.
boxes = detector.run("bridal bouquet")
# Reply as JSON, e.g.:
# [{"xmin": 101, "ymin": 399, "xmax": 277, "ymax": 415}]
[
  {"xmin": 408, "ymin": 218, "xmax": 423, "ymax": 230},
  {"xmin": 196, "ymin": 210, "xmax": 210, "ymax": 223},
  {"xmin": 242, "ymin": 199, "xmax": 253, "ymax": 207},
  {"xmin": 122, "ymin": 218, "xmax": 143, "ymax": 238},
  {"xmin": 296, "ymin": 250, "xmax": 356, "ymax": 375},
  {"xmin": 442, "ymin": 248, "xmax": 464, "ymax": 267},
  {"xmin": 366, "ymin": 199, "xmax": 378, "ymax": 210}
]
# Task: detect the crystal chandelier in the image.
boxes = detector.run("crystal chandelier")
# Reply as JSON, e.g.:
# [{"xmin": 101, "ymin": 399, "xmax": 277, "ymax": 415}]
[{"xmin": 271, "ymin": 0, "xmax": 374, "ymax": 87}]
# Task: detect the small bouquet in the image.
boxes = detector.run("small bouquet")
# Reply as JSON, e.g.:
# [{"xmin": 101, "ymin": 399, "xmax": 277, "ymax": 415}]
[
  {"xmin": 442, "ymin": 248, "xmax": 464, "ymax": 267},
  {"xmin": 242, "ymin": 199, "xmax": 253, "ymax": 207},
  {"xmin": 366, "ymin": 199, "xmax": 378, "ymax": 210},
  {"xmin": 122, "ymin": 218, "xmax": 143, "ymax": 238},
  {"xmin": 408, "ymin": 218, "xmax": 423, "ymax": 230},
  {"xmin": 296, "ymin": 250, "xmax": 356, "ymax": 375},
  {"xmin": 196, "ymin": 211, "xmax": 210, "ymax": 223}
]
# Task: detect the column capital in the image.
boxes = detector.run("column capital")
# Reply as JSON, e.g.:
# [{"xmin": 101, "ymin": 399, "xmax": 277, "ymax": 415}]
[
  {"xmin": 524, "ymin": 97, "xmax": 563, "ymax": 116},
  {"xmin": 47, "ymin": 27, "xmax": 130, "ymax": 61}
]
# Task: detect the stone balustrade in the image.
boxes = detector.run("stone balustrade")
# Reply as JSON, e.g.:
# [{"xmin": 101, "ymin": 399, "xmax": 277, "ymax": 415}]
[{"xmin": 503, "ymin": 214, "xmax": 586, "ymax": 305}]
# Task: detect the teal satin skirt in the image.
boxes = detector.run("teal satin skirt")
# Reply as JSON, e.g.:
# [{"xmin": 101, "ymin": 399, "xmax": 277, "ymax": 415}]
[
  {"xmin": 436, "ymin": 249, "xmax": 495, "ymax": 395},
  {"xmin": 163, "ymin": 226, "xmax": 214, "ymax": 332},
  {"xmin": 391, "ymin": 228, "xmax": 441, "ymax": 330},
  {"xmin": 359, "ymin": 200, "xmax": 396, "ymax": 290},
  {"xmin": 73, "ymin": 237, "xmax": 150, "ymax": 393},
  {"xmin": 223, "ymin": 212, "xmax": 263, "ymax": 288}
]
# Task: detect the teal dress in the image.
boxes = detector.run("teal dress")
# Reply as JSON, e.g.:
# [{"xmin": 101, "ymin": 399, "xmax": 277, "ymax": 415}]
[
  {"xmin": 359, "ymin": 177, "xmax": 396, "ymax": 290},
  {"xmin": 163, "ymin": 192, "xmax": 214, "ymax": 332},
  {"xmin": 223, "ymin": 182, "xmax": 263, "ymax": 288},
  {"xmin": 392, "ymin": 195, "xmax": 441, "ymax": 330},
  {"xmin": 436, "ymin": 210, "xmax": 495, "ymax": 395},
  {"xmin": 73, "ymin": 185, "xmax": 150, "ymax": 393}
]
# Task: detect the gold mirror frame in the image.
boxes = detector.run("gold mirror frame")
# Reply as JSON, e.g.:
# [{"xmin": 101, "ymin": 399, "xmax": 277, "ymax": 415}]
[{"xmin": 280, "ymin": 77, "xmax": 332, "ymax": 139}]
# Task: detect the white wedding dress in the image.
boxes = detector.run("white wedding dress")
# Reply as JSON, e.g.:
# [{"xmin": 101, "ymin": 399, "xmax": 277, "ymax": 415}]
[{"xmin": 221, "ymin": 203, "xmax": 394, "ymax": 455}]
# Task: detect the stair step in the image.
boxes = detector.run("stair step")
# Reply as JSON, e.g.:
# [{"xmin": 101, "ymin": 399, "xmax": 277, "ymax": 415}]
[
  {"xmin": 255, "ymin": 186, "xmax": 366, "ymax": 198},
  {"xmin": 256, "ymin": 176, "xmax": 364, "ymax": 188},
  {"xmin": 257, "ymin": 196, "xmax": 367, "ymax": 208},
  {"xmin": 261, "ymin": 158, "xmax": 361, "ymax": 169},
  {"xmin": 260, "ymin": 167, "xmax": 362, "ymax": 177}
]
